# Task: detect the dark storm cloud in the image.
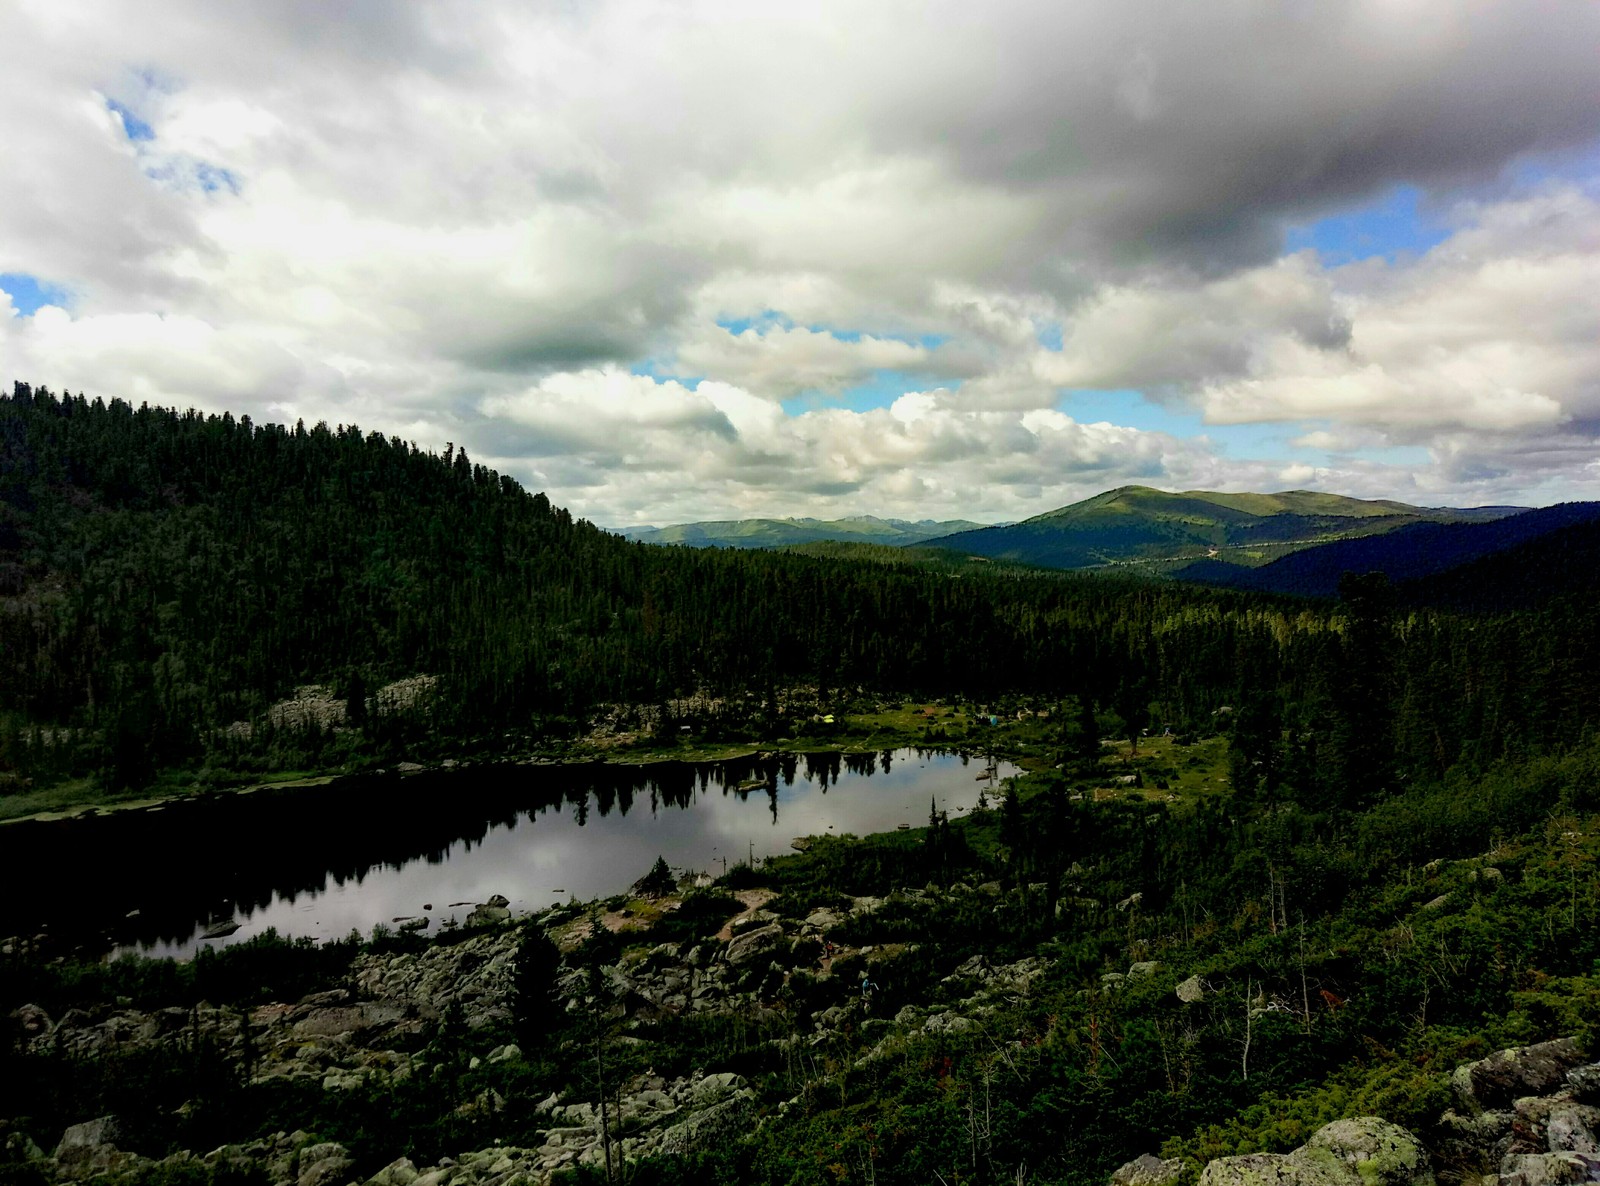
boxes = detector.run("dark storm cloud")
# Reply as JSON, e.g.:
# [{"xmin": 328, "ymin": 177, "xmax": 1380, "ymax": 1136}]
[
  {"xmin": 872, "ymin": 2, "xmax": 1600, "ymax": 273},
  {"xmin": 5, "ymin": 0, "xmax": 1600, "ymax": 524}
]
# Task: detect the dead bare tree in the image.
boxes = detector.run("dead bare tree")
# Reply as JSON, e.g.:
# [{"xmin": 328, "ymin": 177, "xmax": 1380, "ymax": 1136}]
[
  {"xmin": 1241, "ymin": 976, "xmax": 1254, "ymax": 1082},
  {"xmin": 1298, "ymin": 914, "xmax": 1311, "ymax": 1034}
]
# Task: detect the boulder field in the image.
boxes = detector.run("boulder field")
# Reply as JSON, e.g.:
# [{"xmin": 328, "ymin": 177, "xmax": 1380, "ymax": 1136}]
[{"xmin": 6, "ymin": 889, "xmax": 1599, "ymax": 1186}]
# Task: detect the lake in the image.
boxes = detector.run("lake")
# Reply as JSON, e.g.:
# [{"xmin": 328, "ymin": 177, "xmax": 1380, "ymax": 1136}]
[{"xmin": 0, "ymin": 749, "xmax": 1017, "ymax": 959}]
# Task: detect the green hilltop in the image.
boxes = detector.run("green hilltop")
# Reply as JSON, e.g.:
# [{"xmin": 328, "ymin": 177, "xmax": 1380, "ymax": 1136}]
[{"xmin": 923, "ymin": 484, "xmax": 1522, "ymax": 571}]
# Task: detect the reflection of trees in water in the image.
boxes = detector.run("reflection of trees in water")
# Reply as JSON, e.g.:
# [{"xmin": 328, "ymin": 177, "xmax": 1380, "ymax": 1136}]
[
  {"xmin": 0, "ymin": 762, "xmax": 694, "ymax": 948},
  {"xmin": 803, "ymin": 752, "xmax": 843, "ymax": 788},
  {"xmin": 844, "ymin": 752, "xmax": 878, "ymax": 778},
  {"xmin": 0, "ymin": 750, "xmax": 963, "ymax": 952}
]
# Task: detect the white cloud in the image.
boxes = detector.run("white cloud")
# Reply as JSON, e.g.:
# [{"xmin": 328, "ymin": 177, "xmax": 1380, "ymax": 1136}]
[
  {"xmin": 672, "ymin": 324, "xmax": 950, "ymax": 400},
  {"xmin": 1, "ymin": 1, "xmax": 1598, "ymax": 520},
  {"xmin": 1042, "ymin": 255, "xmax": 1349, "ymax": 392},
  {"xmin": 1188, "ymin": 189, "xmax": 1600, "ymax": 463},
  {"xmin": 464, "ymin": 368, "xmax": 1442, "ymax": 525}
]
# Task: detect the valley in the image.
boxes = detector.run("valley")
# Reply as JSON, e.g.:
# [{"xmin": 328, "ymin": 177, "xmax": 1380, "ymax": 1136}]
[
  {"xmin": 6, "ymin": 5, "xmax": 1598, "ymax": 1185},
  {"xmin": 2, "ymin": 385, "xmax": 1598, "ymax": 1186}
]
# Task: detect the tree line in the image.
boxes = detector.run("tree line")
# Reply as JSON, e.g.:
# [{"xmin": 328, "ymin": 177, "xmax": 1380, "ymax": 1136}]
[{"xmin": 2, "ymin": 381, "xmax": 1597, "ymax": 807}]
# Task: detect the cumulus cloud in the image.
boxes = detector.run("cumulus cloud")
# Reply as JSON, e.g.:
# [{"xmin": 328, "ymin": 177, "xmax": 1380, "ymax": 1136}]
[
  {"xmin": 1, "ymin": 1, "xmax": 1598, "ymax": 520},
  {"xmin": 673, "ymin": 323, "xmax": 954, "ymax": 400},
  {"xmin": 1189, "ymin": 190, "xmax": 1600, "ymax": 484},
  {"xmin": 465, "ymin": 368, "xmax": 1428, "ymax": 526}
]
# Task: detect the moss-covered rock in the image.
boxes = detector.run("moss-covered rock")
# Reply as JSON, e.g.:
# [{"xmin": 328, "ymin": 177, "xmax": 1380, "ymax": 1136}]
[
  {"xmin": 1452, "ymin": 1040, "xmax": 1586, "ymax": 1113},
  {"xmin": 1198, "ymin": 1119, "xmax": 1432, "ymax": 1186},
  {"xmin": 1307, "ymin": 1118, "xmax": 1435, "ymax": 1186},
  {"xmin": 1113, "ymin": 1153, "xmax": 1188, "ymax": 1186}
]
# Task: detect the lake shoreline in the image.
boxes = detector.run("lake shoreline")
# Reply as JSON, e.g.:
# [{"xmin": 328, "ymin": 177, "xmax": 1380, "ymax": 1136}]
[
  {"xmin": 1, "ymin": 748, "xmax": 1019, "ymax": 961},
  {"xmin": 0, "ymin": 722, "xmax": 1028, "ymax": 828}
]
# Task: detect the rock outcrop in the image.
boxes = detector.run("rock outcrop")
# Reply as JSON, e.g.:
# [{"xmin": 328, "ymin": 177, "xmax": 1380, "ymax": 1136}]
[
  {"xmin": 1198, "ymin": 1117, "xmax": 1433, "ymax": 1186},
  {"xmin": 27, "ymin": 1070, "xmax": 758, "ymax": 1186},
  {"xmin": 1113, "ymin": 1153, "xmax": 1187, "ymax": 1186},
  {"xmin": 351, "ymin": 926, "xmax": 521, "ymax": 1028},
  {"xmin": 8, "ymin": 884, "xmax": 1074, "ymax": 1186},
  {"xmin": 1437, "ymin": 1039, "xmax": 1600, "ymax": 1186},
  {"xmin": 1180, "ymin": 1042, "xmax": 1600, "ymax": 1186},
  {"xmin": 18, "ymin": 928, "xmax": 526, "ymax": 1098},
  {"xmin": 1453, "ymin": 1039, "xmax": 1588, "ymax": 1112}
]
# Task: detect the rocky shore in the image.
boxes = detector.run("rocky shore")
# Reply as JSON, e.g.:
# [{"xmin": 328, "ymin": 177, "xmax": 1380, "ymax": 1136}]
[{"xmin": 5, "ymin": 883, "xmax": 1597, "ymax": 1186}]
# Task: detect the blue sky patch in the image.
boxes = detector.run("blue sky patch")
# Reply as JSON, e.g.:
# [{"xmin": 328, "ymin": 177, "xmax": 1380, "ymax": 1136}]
[
  {"xmin": 631, "ymin": 359, "xmax": 704, "ymax": 387},
  {"xmin": 1061, "ymin": 389, "xmax": 1437, "ymax": 473},
  {"xmin": 106, "ymin": 98, "xmax": 155, "ymax": 141},
  {"xmin": 193, "ymin": 162, "xmax": 241, "ymax": 194},
  {"xmin": 716, "ymin": 311, "xmax": 944, "ymax": 350},
  {"xmin": 1061, "ymin": 389, "xmax": 1304, "ymax": 460},
  {"xmin": 104, "ymin": 90, "xmax": 242, "ymax": 197},
  {"xmin": 1286, "ymin": 185, "xmax": 1451, "ymax": 264},
  {"xmin": 0, "ymin": 273, "xmax": 68, "ymax": 315},
  {"xmin": 717, "ymin": 310, "xmax": 790, "ymax": 336},
  {"xmin": 782, "ymin": 369, "xmax": 942, "ymax": 415},
  {"xmin": 143, "ymin": 158, "xmax": 243, "ymax": 197},
  {"xmin": 1064, "ymin": 389, "xmax": 1278, "ymax": 452}
]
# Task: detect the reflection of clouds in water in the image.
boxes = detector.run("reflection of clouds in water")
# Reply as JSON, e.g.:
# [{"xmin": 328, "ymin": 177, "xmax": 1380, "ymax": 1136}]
[{"xmin": 154, "ymin": 752, "xmax": 1016, "ymax": 959}]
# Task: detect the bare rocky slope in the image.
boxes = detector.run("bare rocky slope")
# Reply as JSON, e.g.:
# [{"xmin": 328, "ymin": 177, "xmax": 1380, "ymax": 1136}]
[{"xmin": 7, "ymin": 890, "xmax": 1598, "ymax": 1186}]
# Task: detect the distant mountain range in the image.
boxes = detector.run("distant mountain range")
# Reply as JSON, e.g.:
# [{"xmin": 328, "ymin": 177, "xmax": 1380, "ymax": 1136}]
[
  {"xmin": 918, "ymin": 486, "xmax": 1522, "ymax": 570},
  {"xmin": 612, "ymin": 515, "xmax": 989, "ymax": 549},
  {"xmin": 1178, "ymin": 501, "xmax": 1600, "ymax": 604},
  {"xmin": 615, "ymin": 487, "xmax": 1597, "ymax": 608}
]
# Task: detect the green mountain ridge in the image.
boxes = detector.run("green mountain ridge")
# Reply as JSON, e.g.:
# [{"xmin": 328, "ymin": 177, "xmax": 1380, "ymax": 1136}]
[
  {"xmin": 613, "ymin": 513, "xmax": 991, "ymax": 549},
  {"xmin": 923, "ymin": 484, "xmax": 1525, "ymax": 570}
]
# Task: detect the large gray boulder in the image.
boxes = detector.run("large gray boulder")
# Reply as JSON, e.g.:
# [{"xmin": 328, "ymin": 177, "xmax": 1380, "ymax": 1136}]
[
  {"xmin": 657, "ymin": 1087, "xmax": 756, "ymax": 1157},
  {"xmin": 55, "ymin": 1116, "xmax": 119, "ymax": 1157},
  {"xmin": 690, "ymin": 1071, "xmax": 747, "ymax": 1106},
  {"xmin": 725, "ymin": 923, "xmax": 783, "ymax": 966},
  {"xmin": 464, "ymin": 902, "xmax": 511, "ymax": 928},
  {"xmin": 52, "ymin": 1115, "xmax": 144, "ymax": 1181},
  {"xmin": 1112, "ymin": 1153, "xmax": 1186, "ymax": 1186},
  {"xmin": 9, "ymin": 1003, "xmax": 51, "ymax": 1039},
  {"xmin": 365, "ymin": 1156, "xmax": 420, "ymax": 1186},
  {"xmin": 1306, "ymin": 1118, "xmax": 1434, "ymax": 1186},
  {"xmin": 294, "ymin": 1141, "xmax": 352, "ymax": 1186},
  {"xmin": 1546, "ymin": 1107, "xmax": 1600, "ymax": 1156},
  {"xmin": 1453, "ymin": 1040, "xmax": 1587, "ymax": 1112},
  {"xmin": 1497, "ymin": 1152, "xmax": 1600, "ymax": 1186},
  {"xmin": 1199, "ymin": 1118, "xmax": 1432, "ymax": 1186}
]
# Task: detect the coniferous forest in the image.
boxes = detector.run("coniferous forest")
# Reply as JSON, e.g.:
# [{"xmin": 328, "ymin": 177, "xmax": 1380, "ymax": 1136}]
[
  {"xmin": 3, "ymin": 381, "xmax": 1600, "ymax": 1186},
  {"xmin": 3, "ymin": 381, "xmax": 1598, "ymax": 805}
]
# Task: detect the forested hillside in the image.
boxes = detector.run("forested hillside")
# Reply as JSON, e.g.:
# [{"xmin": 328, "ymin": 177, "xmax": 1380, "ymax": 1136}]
[
  {"xmin": 4, "ymin": 382, "xmax": 1600, "ymax": 1186},
  {"xmin": 615, "ymin": 514, "xmax": 987, "ymax": 549},
  {"xmin": 3, "ymin": 382, "xmax": 1598, "ymax": 810},
  {"xmin": 921, "ymin": 486, "xmax": 1517, "ymax": 571},
  {"xmin": 1175, "ymin": 502, "xmax": 1600, "ymax": 600}
]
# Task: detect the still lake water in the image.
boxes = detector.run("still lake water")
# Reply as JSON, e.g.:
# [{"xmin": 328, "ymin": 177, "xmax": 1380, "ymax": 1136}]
[{"xmin": 0, "ymin": 750, "xmax": 1016, "ymax": 959}]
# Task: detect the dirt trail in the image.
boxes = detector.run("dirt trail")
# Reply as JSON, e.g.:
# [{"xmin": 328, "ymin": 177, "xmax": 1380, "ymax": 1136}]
[{"xmin": 715, "ymin": 888, "xmax": 775, "ymax": 942}]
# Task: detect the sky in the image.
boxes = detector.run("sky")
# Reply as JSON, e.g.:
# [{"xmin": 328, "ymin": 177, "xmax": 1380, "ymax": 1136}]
[{"xmin": 2, "ymin": 2, "xmax": 1599, "ymax": 527}]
